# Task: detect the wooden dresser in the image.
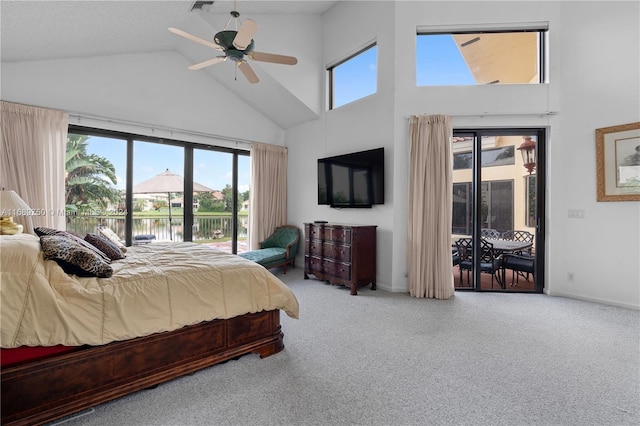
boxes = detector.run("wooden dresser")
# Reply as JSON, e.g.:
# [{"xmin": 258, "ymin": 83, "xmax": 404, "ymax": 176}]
[{"xmin": 303, "ymin": 223, "xmax": 377, "ymax": 295}]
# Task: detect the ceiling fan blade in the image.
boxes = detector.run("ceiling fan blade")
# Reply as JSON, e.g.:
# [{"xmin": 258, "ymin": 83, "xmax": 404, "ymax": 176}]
[
  {"xmin": 249, "ymin": 51, "xmax": 298, "ymax": 65},
  {"xmin": 169, "ymin": 27, "xmax": 223, "ymax": 51},
  {"xmin": 238, "ymin": 61, "xmax": 259, "ymax": 84},
  {"xmin": 233, "ymin": 19, "xmax": 259, "ymax": 50},
  {"xmin": 188, "ymin": 56, "xmax": 226, "ymax": 70}
]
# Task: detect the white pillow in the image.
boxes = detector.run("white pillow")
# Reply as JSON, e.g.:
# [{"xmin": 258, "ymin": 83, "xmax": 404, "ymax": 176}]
[{"xmin": 97, "ymin": 227, "xmax": 127, "ymax": 253}]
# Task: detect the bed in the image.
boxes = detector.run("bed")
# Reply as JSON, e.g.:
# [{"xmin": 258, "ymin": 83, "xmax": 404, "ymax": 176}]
[{"xmin": 0, "ymin": 233, "xmax": 299, "ymax": 426}]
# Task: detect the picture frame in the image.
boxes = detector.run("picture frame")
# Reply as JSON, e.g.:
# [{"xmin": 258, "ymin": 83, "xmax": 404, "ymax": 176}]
[{"xmin": 596, "ymin": 122, "xmax": 640, "ymax": 201}]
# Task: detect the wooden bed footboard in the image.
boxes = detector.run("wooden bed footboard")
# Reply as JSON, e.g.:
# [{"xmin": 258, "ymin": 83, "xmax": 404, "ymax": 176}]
[{"xmin": 1, "ymin": 310, "xmax": 283, "ymax": 426}]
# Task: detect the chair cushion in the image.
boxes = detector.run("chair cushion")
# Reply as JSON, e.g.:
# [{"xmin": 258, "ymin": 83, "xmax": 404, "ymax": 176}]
[
  {"xmin": 239, "ymin": 247, "xmax": 287, "ymax": 264},
  {"xmin": 504, "ymin": 256, "xmax": 534, "ymax": 273},
  {"xmin": 133, "ymin": 234, "xmax": 156, "ymax": 243}
]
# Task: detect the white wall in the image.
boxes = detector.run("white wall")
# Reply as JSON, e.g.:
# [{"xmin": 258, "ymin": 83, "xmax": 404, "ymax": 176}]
[
  {"xmin": 1, "ymin": 51, "xmax": 284, "ymax": 146},
  {"xmin": 287, "ymin": 1, "xmax": 397, "ymax": 289},
  {"xmin": 286, "ymin": 1, "xmax": 640, "ymax": 308},
  {"xmin": 546, "ymin": 2, "xmax": 640, "ymax": 307}
]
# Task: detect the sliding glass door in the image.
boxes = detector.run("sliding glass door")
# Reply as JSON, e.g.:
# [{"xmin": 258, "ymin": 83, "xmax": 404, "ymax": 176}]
[
  {"xmin": 132, "ymin": 141, "xmax": 185, "ymax": 242},
  {"xmin": 65, "ymin": 132, "xmax": 127, "ymax": 237},
  {"xmin": 191, "ymin": 148, "xmax": 250, "ymax": 254},
  {"xmin": 452, "ymin": 129, "xmax": 545, "ymax": 293},
  {"xmin": 66, "ymin": 126, "xmax": 249, "ymax": 253}
]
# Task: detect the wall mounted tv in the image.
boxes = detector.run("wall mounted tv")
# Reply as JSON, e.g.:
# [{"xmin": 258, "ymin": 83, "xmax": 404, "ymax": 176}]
[{"xmin": 317, "ymin": 147, "xmax": 384, "ymax": 208}]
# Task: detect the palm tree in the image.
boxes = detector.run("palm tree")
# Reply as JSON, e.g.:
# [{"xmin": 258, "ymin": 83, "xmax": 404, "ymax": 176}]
[{"xmin": 66, "ymin": 134, "xmax": 121, "ymax": 213}]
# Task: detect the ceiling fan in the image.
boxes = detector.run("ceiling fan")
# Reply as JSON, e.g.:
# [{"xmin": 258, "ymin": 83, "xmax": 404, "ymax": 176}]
[{"xmin": 168, "ymin": 3, "xmax": 297, "ymax": 84}]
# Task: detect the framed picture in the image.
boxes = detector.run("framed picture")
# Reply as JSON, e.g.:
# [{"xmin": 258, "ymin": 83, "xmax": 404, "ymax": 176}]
[{"xmin": 596, "ymin": 122, "xmax": 640, "ymax": 201}]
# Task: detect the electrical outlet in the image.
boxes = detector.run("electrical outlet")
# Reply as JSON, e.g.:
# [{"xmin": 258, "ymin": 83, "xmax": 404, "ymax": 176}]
[{"xmin": 567, "ymin": 272, "xmax": 575, "ymax": 282}]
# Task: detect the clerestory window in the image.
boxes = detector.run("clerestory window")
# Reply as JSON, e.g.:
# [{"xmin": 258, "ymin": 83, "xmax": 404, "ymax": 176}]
[
  {"xmin": 417, "ymin": 28, "xmax": 548, "ymax": 86},
  {"xmin": 328, "ymin": 42, "xmax": 378, "ymax": 110}
]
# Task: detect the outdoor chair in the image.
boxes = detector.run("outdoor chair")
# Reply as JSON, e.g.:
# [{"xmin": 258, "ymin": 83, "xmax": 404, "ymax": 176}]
[
  {"xmin": 133, "ymin": 234, "xmax": 156, "ymax": 245},
  {"xmin": 502, "ymin": 252, "xmax": 535, "ymax": 286},
  {"xmin": 501, "ymin": 230, "xmax": 534, "ymax": 254},
  {"xmin": 238, "ymin": 225, "xmax": 300, "ymax": 274},
  {"xmin": 481, "ymin": 228, "xmax": 501, "ymax": 239},
  {"xmin": 456, "ymin": 237, "xmax": 503, "ymax": 288},
  {"xmin": 452, "ymin": 248, "xmax": 460, "ymax": 266}
]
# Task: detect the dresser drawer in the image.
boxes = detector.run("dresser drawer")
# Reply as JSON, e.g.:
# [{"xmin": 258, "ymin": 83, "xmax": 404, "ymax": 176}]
[
  {"xmin": 305, "ymin": 256, "xmax": 323, "ymax": 272},
  {"xmin": 305, "ymin": 240, "xmax": 323, "ymax": 256},
  {"xmin": 330, "ymin": 260, "xmax": 350, "ymax": 280},
  {"xmin": 307, "ymin": 225, "xmax": 327, "ymax": 240},
  {"xmin": 324, "ymin": 242, "xmax": 351, "ymax": 262},
  {"xmin": 329, "ymin": 228, "xmax": 351, "ymax": 243}
]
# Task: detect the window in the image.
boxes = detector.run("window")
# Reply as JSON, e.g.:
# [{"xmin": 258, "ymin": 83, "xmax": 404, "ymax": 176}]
[
  {"xmin": 65, "ymin": 126, "xmax": 249, "ymax": 253},
  {"xmin": 417, "ymin": 29, "xmax": 547, "ymax": 86},
  {"xmin": 329, "ymin": 43, "xmax": 377, "ymax": 109},
  {"xmin": 453, "ymin": 181, "xmax": 513, "ymax": 234},
  {"xmin": 192, "ymin": 148, "xmax": 251, "ymax": 254},
  {"xmin": 132, "ymin": 141, "xmax": 184, "ymax": 242},
  {"xmin": 525, "ymin": 174, "xmax": 536, "ymax": 228},
  {"xmin": 454, "ymin": 146, "xmax": 515, "ymax": 170},
  {"xmin": 65, "ymin": 133, "xmax": 127, "ymax": 236}
]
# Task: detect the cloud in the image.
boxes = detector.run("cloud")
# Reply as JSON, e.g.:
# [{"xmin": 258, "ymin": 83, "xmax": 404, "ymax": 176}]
[{"xmin": 114, "ymin": 174, "xmax": 125, "ymax": 190}]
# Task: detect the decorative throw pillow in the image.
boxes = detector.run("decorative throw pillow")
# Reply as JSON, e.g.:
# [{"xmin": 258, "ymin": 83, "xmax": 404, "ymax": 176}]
[
  {"xmin": 85, "ymin": 233, "xmax": 126, "ymax": 261},
  {"xmin": 34, "ymin": 226, "xmax": 111, "ymax": 263},
  {"xmin": 96, "ymin": 226, "xmax": 127, "ymax": 253},
  {"xmin": 40, "ymin": 235, "xmax": 113, "ymax": 278}
]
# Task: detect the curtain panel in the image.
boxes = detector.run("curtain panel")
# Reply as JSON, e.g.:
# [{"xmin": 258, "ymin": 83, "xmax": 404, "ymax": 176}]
[
  {"xmin": 248, "ymin": 143, "xmax": 287, "ymax": 250},
  {"xmin": 1, "ymin": 101, "xmax": 68, "ymax": 233},
  {"xmin": 407, "ymin": 114, "xmax": 455, "ymax": 299}
]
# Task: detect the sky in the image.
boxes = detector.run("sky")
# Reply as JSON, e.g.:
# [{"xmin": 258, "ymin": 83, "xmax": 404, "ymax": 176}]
[
  {"xmin": 332, "ymin": 34, "xmax": 474, "ymax": 108},
  {"xmin": 81, "ymin": 34, "xmax": 472, "ymax": 192},
  {"xmin": 416, "ymin": 34, "xmax": 475, "ymax": 86},
  {"xmin": 84, "ymin": 137, "xmax": 251, "ymax": 193}
]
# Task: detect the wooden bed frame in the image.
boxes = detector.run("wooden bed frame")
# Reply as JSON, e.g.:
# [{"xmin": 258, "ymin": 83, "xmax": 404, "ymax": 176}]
[{"xmin": 1, "ymin": 309, "xmax": 284, "ymax": 426}]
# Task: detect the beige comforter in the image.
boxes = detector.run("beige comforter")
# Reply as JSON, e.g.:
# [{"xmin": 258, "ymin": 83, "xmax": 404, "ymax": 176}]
[{"xmin": 0, "ymin": 234, "xmax": 299, "ymax": 348}]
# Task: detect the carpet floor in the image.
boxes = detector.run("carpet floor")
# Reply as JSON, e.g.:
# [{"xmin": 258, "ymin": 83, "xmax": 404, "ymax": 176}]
[{"xmin": 51, "ymin": 268, "xmax": 639, "ymax": 426}]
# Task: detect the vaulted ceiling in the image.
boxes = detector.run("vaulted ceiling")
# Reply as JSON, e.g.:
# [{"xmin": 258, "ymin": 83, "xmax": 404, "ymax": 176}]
[{"xmin": 1, "ymin": 0, "xmax": 338, "ymax": 128}]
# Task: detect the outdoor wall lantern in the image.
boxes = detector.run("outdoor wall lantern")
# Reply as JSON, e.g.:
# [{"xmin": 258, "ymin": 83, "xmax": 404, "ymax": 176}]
[{"xmin": 517, "ymin": 136, "xmax": 536, "ymax": 175}]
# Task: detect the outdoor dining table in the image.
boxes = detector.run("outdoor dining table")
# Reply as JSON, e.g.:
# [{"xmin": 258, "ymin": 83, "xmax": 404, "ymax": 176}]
[{"xmin": 484, "ymin": 238, "xmax": 533, "ymax": 256}]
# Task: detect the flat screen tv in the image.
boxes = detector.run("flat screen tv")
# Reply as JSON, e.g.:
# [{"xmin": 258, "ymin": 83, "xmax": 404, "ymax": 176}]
[{"xmin": 317, "ymin": 147, "xmax": 384, "ymax": 208}]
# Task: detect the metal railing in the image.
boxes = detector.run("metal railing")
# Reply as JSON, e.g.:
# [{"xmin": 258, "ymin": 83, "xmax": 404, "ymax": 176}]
[{"xmin": 66, "ymin": 214, "xmax": 247, "ymax": 244}]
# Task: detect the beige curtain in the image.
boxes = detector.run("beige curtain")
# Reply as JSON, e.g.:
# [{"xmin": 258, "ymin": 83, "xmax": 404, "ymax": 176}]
[
  {"xmin": 1, "ymin": 101, "xmax": 68, "ymax": 234},
  {"xmin": 407, "ymin": 114, "xmax": 454, "ymax": 299},
  {"xmin": 248, "ymin": 143, "xmax": 287, "ymax": 250}
]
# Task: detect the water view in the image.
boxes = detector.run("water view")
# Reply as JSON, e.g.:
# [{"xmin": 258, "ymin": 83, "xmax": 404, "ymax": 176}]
[{"xmin": 67, "ymin": 212, "xmax": 248, "ymax": 251}]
